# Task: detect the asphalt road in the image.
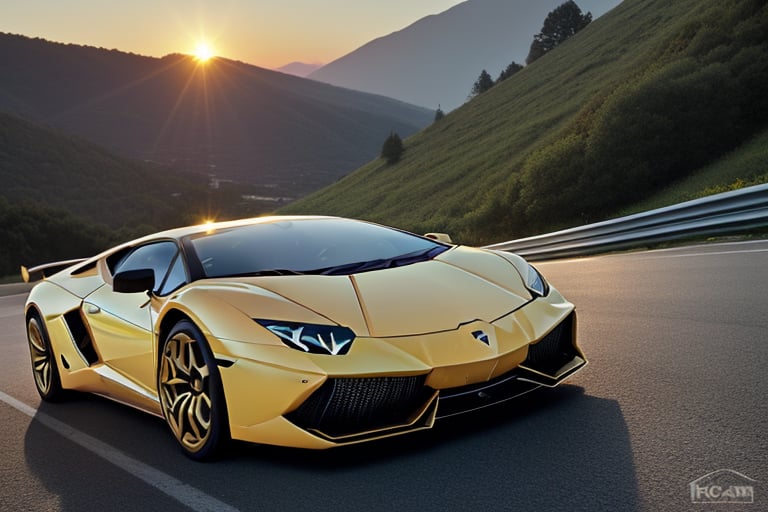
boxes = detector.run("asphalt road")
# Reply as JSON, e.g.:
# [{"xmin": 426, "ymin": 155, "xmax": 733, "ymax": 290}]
[{"xmin": 1, "ymin": 241, "xmax": 766, "ymax": 511}]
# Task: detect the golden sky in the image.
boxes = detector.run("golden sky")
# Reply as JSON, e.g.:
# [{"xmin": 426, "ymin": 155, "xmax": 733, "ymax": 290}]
[{"xmin": 0, "ymin": 0, "xmax": 465, "ymax": 68}]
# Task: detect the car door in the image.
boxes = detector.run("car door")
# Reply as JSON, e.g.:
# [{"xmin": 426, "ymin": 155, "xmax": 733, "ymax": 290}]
[{"xmin": 83, "ymin": 241, "xmax": 186, "ymax": 392}]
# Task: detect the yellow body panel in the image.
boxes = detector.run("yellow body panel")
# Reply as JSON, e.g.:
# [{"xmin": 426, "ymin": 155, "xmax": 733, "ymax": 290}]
[{"xmin": 83, "ymin": 286, "xmax": 155, "ymax": 392}]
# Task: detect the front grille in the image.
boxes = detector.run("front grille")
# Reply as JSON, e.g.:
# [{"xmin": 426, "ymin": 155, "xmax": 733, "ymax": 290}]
[
  {"xmin": 522, "ymin": 312, "xmax": 577, "ymax": 376},
  {"xmin": 287, "ymin": 375, "xmax": 431, "ymax": 437}
]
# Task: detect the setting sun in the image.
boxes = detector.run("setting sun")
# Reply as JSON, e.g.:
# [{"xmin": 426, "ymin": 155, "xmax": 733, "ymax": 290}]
[{"xmin": 193, "ymin": 42, "xmax": 214, "ymax": 62}]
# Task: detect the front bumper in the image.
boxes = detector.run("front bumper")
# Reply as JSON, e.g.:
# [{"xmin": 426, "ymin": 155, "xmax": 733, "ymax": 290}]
[
  {"xmin": 437, "ymin": 311, "xmax": 585, "ymax": 417},
  {"xmin": 285, "ymin": 311, "xmax": 585, "ymax": 446},
  {"xmin": 216, "ymin": 294, "xmax": 586, "ymax": 449}
]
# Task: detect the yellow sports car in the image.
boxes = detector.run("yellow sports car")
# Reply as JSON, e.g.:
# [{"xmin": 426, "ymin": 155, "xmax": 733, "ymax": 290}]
[{"xmin": 23, "ymin": 216, "xmax": 586, "ymax": 460}]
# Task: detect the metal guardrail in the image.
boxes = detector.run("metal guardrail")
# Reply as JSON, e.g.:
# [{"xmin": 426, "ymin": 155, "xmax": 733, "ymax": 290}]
[{"xmin": 485, "ymin": 183, "xmax": 768, "ymax": 260}]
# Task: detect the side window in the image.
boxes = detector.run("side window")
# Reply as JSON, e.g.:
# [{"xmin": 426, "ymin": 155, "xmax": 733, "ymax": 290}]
[{"xmin": 113, "ymin": 242, "xmax": 183, "ymax": 294}]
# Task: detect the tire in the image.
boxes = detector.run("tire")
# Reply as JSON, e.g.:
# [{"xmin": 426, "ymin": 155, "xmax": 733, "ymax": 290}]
[
  {"xmin": 27, "ymin": 312, "xmax": 66, "ymax": 402},
  {"xmin": 158, "ymin": 319, "xmax": 229, "ymax": 461}
]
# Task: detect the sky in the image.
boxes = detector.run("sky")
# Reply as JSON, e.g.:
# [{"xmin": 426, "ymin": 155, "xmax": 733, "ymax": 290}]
[{"xmin": 0, "ymin": 0, "xmax": 467, "ymax": 69}]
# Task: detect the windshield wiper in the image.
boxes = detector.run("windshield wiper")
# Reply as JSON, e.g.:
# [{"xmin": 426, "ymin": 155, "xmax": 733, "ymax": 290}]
[
  {"xmin": 317, "ymin": 259, "xmax": 389, "ymax": 276},
  {"xmin": 317, "ymin": 246, "xmax": 447, "ymax": 276},
  {"xmin": 228, "ymin": 269, "xmax": 304, "ymax": 277}
]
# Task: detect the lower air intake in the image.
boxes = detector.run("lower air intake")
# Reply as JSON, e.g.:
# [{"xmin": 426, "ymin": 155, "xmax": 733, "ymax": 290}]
[
  {"xmin": 522, "ymin": 312, "xmax": 577, "ymax": 376},
  {"xmin": 287, "ymin": 375, "xmax": 430, "ymax": 437}
]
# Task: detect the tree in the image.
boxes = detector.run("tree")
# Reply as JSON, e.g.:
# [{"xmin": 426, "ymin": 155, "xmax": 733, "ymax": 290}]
[
  {"xmin": 380, "ymin": 132, "xmax": 404, "ymax": 164},
  {"xmin": 497, "ymin": 62, "xmax": 524, "ymax": 82},
  {"xmin": 434, "ymin": 105, "xmax": 445, "ymax": 122},
  {"xmin": 470, "ymin": 69, "xmax": 495, "ymax": 97},
  {"xmin": 526, "ymin": 1, "xmax": 592, "ymax": 65}
]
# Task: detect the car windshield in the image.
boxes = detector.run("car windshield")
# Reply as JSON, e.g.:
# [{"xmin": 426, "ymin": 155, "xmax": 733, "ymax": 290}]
[{"xmin": 187, "ymin": 218, "xmax": 449, "ymax": 278}]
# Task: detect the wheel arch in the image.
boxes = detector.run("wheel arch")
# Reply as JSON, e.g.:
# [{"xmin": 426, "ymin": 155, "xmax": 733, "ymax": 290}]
[
  {"xmin": 25, "ymin": 302, "xmax": 43, "ymax": 323},
  {"xmin": 156, "ymin": 308, "xmax": 191, "ymax": 361}
]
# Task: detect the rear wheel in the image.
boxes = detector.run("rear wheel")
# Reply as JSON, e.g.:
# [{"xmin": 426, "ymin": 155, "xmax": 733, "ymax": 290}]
[
  {"xmin": 27, "ymin": 313, "xmax": 66, "ymax": 402},
  {"xmin": 158, "ymin": 319, "xmax": 229, "ymax": 461}
]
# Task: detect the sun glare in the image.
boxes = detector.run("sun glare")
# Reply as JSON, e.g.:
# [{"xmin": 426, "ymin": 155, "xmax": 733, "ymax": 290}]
[{"xmin": 193, "ymin": 42, "xmax": 214, "ymax": 62}]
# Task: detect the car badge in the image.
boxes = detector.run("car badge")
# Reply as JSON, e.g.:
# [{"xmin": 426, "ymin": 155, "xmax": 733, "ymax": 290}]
[{"xmin": 471, "ymin": 330, "xmax": 490, "ymax": 345}]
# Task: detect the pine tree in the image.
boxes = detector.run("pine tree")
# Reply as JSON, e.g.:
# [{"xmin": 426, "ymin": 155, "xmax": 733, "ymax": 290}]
[
  {"xmin": 470, "ymin": 70, "xmax": 495, "ymax": 98},
  {"xmin": 497, "ymin": 62, "xmax": 524, "ymax": 82},
  {"xmin": 380, "ymin": 132, "xmax": 404, "ymax": 164},
  {"xmin": 526, "ymin": 1, "xmax": 592, "ymax": 65}
]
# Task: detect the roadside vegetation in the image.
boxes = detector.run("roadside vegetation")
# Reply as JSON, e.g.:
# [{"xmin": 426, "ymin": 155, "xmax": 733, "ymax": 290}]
[{"xmin": 282, "ymin": 0, "xmax": 768, "ymax": 244}]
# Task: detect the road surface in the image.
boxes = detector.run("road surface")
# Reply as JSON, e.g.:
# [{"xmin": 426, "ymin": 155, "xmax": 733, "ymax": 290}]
[{"xmin": 1, "ymin": 241, "xmax": 766, "ymax": 511}]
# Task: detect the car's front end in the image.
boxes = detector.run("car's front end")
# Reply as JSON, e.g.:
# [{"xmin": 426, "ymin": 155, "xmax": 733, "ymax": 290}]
[{"xmin": 165, "ymin": 242, "xmax": 586, "ymax": 449}]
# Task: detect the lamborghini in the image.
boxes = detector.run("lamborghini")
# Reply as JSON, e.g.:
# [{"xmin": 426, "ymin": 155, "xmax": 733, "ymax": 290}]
[{"xmin": 22, "ymin": 216, "xmax": 586, "ymax": 460}]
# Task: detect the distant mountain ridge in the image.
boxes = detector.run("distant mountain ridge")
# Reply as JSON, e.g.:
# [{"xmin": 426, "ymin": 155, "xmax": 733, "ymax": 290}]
[
  {"xmin": 309, "ymin": 0, "xmax": 622, "ymax": 110},
  {"xmin": 276, "ymin": 61, "xmax": 323, "ymax": 77},
  {"xmin": 0, "ymin": 33, "xmax": 432, "ymax": 196}
]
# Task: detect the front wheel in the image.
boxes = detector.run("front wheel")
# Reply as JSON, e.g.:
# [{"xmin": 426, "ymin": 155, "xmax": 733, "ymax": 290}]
[
  {"xmin": 27, "ymin": 312, "xmax": 66, "ymax": 402},
  {"xmin": 158, "ymin": 319, "xmax": 229, "ymax": 461}
]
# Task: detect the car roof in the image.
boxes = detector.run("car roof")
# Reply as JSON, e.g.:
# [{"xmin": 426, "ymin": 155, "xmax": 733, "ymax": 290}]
[
  {"xmin": 130, "ymin": 215, "xmax": 338, "ymax": 244},
  {"xmin": 73, "ymin": 215, "xmax": 339, "ymax": 267}
]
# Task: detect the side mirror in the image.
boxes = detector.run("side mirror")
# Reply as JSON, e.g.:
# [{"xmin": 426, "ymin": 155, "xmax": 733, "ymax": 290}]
[
  {"xmin": 424, "ymin": 232, "xmax": 453, "ymax": 244},
  {"xmin": 113, "ymin": 268, "xmax": 155, "ymax": 294}
]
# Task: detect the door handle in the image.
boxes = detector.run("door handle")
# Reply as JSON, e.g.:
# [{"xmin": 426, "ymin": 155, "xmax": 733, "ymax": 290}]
[{"xmin": 86, "ymin": 305, "xmax": 101, "ymax": 314}]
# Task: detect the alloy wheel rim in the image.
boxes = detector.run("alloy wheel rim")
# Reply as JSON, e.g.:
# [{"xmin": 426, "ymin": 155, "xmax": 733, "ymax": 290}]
[
  {"xmin": 159, "ymin": 332, "xmax": 212, "ymax": 452},
  {"xmin": 28, "ymin": 319, "xmax": 52, "ymax": 394}
]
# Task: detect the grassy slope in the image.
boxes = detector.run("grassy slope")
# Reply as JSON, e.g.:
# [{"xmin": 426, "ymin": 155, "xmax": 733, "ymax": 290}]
[{"xmin": 282, "ymin": 0, "xmax": 767, "ymax": 244}]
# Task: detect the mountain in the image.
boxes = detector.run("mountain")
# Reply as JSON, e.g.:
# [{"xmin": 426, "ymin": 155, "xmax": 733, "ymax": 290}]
[
  {"xmin": 0, "ymin": 111, "xmax": 207, "ymax": 229},
  {"xmin": 276, "ymin": 61, "xmax": 323, "ymax": 77},
  {"xmin": 0, "ymin": 111, "xmax": 294, "ymax": 276},
  {"xmin": 283, "ymin": 0, "xmax": 768, "ymax": 244},
  {"xmin": 0, "ymin": 111, "xmax": 288, "ymax": 231},
  {"xmin": 0, "ymin": 33, "xmax": 432, "ymax": 197},
  {"xmin": 308, "ymin": 0, "xmax": 622, "ymax": 111}
]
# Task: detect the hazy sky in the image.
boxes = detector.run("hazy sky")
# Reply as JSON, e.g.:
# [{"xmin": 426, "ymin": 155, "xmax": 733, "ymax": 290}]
[{"xmin": 0, "ymin": 0, "xmax": 468, "ymax": 68}]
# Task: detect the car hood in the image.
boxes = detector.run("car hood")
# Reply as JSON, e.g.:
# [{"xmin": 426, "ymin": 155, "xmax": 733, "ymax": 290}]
[{"xmin": 224, "ymin": 247, "xmax": 532, "ymax": 337}]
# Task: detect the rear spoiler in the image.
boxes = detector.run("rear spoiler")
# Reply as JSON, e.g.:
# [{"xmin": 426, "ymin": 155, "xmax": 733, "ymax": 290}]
[{"xmin": 21, "ymin": 258, "xmax": 88, "ymax": 283}]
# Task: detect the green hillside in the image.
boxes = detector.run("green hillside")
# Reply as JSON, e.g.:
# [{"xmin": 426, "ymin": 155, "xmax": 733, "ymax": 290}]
[{"xmin": 282, "ymin": 0, "xmax": 768, "ymax": 244}]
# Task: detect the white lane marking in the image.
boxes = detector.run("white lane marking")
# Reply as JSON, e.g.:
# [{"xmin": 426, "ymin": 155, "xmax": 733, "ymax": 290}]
[
  {"xmin": 538, "ymin": 242, "xmax": 768, "ymax": 265},
  {"xmin": 617, "ymin": 248, "xmax": 768, "ymax": 261},
  {"xmin": 0, "ymin": 390, "xmax": 239, "ymax": 512}
]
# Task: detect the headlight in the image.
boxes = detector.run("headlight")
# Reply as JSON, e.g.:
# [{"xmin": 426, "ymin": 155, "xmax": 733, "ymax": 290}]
[
  {"xmin": 523, "ymin": 263, "xmax": 549, "ymax": 297},
  {"xmin": 255, "ymin": 320, "xmax": 355, "ymax": 355}
]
